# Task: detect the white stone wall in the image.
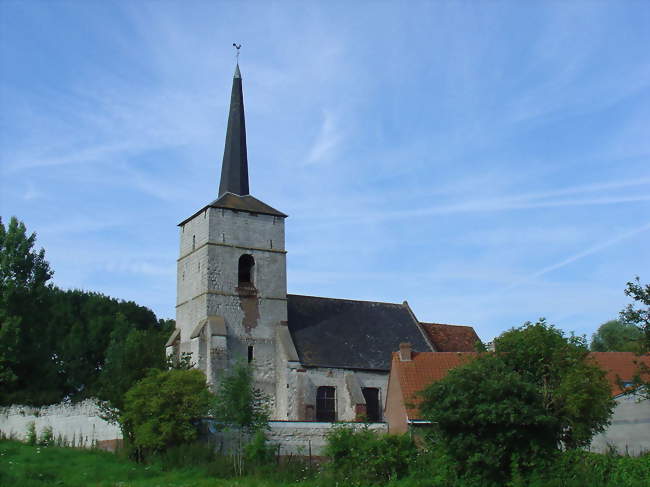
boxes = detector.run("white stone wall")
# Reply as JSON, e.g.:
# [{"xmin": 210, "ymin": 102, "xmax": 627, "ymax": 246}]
[
  {"xmin": 268, "ymin": 421, "xmax": 387, "ymax": 455},
  {"xmin": 0, "ymin": 400, "xmax": 121, "ymax": 446},
  {"xmin": 176, "ymin": 205, "xmax": 288, "ymax": 416},
  {"xmin": 590, "ymin": 392, "xmax": 650, "ymax": 456},
  {"xmin": 282, "ymin": 366, "xmax": 389, "ymax": 422}
]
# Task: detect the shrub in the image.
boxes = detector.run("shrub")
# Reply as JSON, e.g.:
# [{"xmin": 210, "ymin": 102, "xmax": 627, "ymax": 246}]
[
  {"xmin": 38, "ymin": 426, "xmax": 53, "ymax": 446},
  {"xmin": 325, "ymin": 426, "xmax": 416, "ymax": 484},
  {"xmin": 120, "ymin": 368, "xmax": 212, "ymax": 458},
  {"xmin": 25, "ymin": 421, "xmax": 36, "ymax": 446}
]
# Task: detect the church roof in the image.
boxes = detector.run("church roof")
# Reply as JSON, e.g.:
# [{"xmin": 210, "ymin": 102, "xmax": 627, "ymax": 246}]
[
  {"xmin": 286, "ymin": 294, "xmax": 432, "ymax": 371},
  {"xmin": 219, "ymin": 63, "xmax": 249, "ymax": 197},
  {"xmin": 178, "ymin": 192, "xmax": 287, "ymax": 226},
  {"xmin": 420, "ymin": 322, "xmax": 481, "ymax": 352}
]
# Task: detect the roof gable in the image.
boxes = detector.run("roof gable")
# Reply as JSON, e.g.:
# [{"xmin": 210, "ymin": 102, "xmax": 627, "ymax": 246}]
[{"xmin": 287, "ymin": 294, "xmax": 432, "ymax": 370}]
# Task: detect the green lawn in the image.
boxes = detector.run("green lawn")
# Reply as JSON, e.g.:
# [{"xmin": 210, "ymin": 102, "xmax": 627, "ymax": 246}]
[{"xmin": 0, "ymin": 440, "xmax": 309, "ymax": 487}]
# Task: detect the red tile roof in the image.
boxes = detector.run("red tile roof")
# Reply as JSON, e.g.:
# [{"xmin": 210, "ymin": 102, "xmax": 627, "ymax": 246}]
[
  {"xmin": 420, "ymin": 323, "xmax": 481, "ymax": 352},
  {"xmin": 392, "ymin": 351, "xmax": 650, "ymax": 420},
  {"xmin": 392, "ymin": 351, "xmax": 477, "ymax": 419},
  {"xmin": 589, "ymin": 352, "xmax": 650, "ymax": 397}
]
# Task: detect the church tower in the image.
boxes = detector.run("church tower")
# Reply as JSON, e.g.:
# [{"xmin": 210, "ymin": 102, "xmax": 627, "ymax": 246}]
[{"xmin": 170, "ymin": 63, "xmax": 288, "ymax": 412}]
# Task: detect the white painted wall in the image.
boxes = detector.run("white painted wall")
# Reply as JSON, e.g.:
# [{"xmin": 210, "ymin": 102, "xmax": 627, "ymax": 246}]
[
  {"xmin": 590, "ymin": 392, "xmax": 650, "ymax": 456},
  {"xmin": 0, "ymin": 400, "xmax": 121, "ymax": 447}
]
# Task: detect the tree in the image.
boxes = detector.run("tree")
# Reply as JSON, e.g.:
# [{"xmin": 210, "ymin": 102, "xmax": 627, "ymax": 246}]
[
  {"xmin": 419, "ymin": 319, "xmax": 614, "ymax": 482},
  {"xmin": 590, "ymin": 319, "xmax": 643, "ymax": 352},
  {"xmin": 212, "ymin": 361, "xmax": 269, "ymax": 433},
  {"xmin": 620, "ymin": 277, "xmax": 650, "ymax": 352},
  {"xmin": 0, "ymin": 217, "xmax": 57, "ymax": 403},
  {"xmin": 97, "ymin": 314, "xmax": 170, "ymax": 420},
  {"xmin": 120, "ymin": 369, "xmax": 212, "ymax": 458}
]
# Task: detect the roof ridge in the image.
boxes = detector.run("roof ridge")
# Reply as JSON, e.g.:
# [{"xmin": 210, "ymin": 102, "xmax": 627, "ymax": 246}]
[
  {"xmin": 420, "ymin": 322, "xmax": 474, "ymax": 328},
  {"xmin": 287, "ymin": 293, "xmax": 403, "ymax": 306}
]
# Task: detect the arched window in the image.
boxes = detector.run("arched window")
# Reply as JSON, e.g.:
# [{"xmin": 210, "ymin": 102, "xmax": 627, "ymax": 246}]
[
  {"xmin": 238, "ymin": 254, "xmax": 255, "ymax": 286},
  {"xmin": 316, "ymin": 386, "xmax": 336, "ymax": 422}
]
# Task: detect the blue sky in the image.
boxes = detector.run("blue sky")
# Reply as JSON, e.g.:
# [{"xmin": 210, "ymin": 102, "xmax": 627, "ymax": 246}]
[{"xmin": 1, "ymin": 1, "xmax": 648, "ymax": 342}]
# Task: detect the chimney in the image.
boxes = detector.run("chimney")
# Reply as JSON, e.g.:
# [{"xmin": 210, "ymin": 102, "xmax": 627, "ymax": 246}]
[{"xmin": 399, "ymin": 342, "xmax": 412, "ymax": 361}]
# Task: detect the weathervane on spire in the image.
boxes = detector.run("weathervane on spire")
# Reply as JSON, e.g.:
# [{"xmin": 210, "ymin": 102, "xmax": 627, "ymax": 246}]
[{"xmin": 233, "ymin": 43, "xmax": 242, "ymax": 63}]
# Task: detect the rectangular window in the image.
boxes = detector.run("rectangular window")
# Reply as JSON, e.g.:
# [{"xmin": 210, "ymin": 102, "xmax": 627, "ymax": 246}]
[
  {"xmin": 316, "ymin": 386, "xmax": 336, "ymax": 421},
  {"xmin": 362, "ymin": 387, "xmax": 381, "ymax": 422},
  {"xmin": 248, "ymin": 345, "xmax": 254, "ymax": 363}
]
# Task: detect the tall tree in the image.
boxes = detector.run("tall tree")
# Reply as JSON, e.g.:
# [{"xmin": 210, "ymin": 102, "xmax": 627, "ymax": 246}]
[
  {"xmin": 0, "ymin": 217, "xmax": 58, "ymax": 404},
  {"xmin": 590, "ymin": 319, "xmax": 643, "ymax": 352}
]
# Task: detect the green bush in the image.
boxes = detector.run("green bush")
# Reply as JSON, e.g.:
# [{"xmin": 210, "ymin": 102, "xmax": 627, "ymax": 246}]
[
  {"xmin": 120, "ymin": 368, "xmax": 212, "ymax": 458},
  {"xmin": 25, "ymin": 421, "xmax": 36, "ymax": 446},
  {"xmin": 325, "ymin": 426, "xmax": 416, "ymax": 485},
  {"xmin": 244, "ymin": 430, "xmax": 275, "ymax": 467},
  {"xmin": 37, "ymin": 425, "xmax": 53, "ymax": 446}
]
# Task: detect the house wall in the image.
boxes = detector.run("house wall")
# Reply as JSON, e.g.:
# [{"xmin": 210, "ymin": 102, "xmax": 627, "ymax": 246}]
[
  {"xmin": 590, "ymin": 392, "xmax": 650, "ymax": 456},
  {"xmin": 384, "ymin": 364, "xmax": 409, "ymax": 434}
]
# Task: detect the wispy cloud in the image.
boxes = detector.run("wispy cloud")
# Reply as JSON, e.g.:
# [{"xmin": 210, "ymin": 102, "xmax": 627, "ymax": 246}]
[
  {"xmin": 304, "ymin": 110, "xmax": 343, "ymax": 165},
  {"xmin": 493, "ymin": 221, "xmax": 650, "ymax": 296}
]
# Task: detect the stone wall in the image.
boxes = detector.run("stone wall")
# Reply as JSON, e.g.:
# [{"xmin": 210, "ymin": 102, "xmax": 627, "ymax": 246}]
[
  {"xmin": 204, "ymin": 420, "xmax": 388, "ymax": 456},
  {"xmin": 268, "ymin": 421, "xmax": 387, "ymax": 456},
  {"xmin": 0, "ymin": 400, "xmax": 121, "ymax": 448},
  {"xmin": 590, "ymin": 391, "xmax": 650, "ymax": 456}
]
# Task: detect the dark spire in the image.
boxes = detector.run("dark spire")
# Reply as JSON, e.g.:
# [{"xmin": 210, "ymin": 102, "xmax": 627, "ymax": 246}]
[{"xmin": 218, "ymin": 63, "xmax": 249, "ymax": 197}]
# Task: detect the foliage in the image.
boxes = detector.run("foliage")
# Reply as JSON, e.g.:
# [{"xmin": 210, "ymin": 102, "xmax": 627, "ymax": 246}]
[
  {"xmin": 2, "ymin": 439, "xmax": 650, "ymax": 487},
  {"xmin": 25, "ymin": 421, "xmax": 36, "ymax": 446},
  {"xmin": 325, "ymin": 425, "xmax": 417, "ymax": 484},
  {"xmin": 620, "ymin": 277, "xmax": 650, "ymax": 351},
  {"xmin": 0, "ymin": 217, "xmax": 56, "ymax": 403},
  {"xmin": 419, "ymin": 353, "xmax": 557, "ymax": 481},
  {"xmin": 212, "ymin": 361, "xmax": 270, "ymax": 433},
  {"xmin": 0, "ymin": 216, "xmax": 174, "ymax": 407},
  {"xmin": 419, "ymin": 319, "xmax": 614, "ymax": 483},
  {"xmin": 243, "ymin": 430, "xmax": 276, "ymax": 467},
  {"xmin": 591, "ymin": 319, "xmax": 644, "ymax": 352},
  {"xmin": 37, "ymin": 426, "xmax": 54, "ymax": 447},
  {"xmin": 120, "ymin": 369, "xmax": 212, "ymax": 456},
  {"xmin": 494, "ymin": 319, "xmax": 614, "ymax": 449},
  {"xmin": 618, "ymin": 276, "xmax": 650, "ymax": 399},
  {"xmin": 98, "ymin": 315, "xmax": 170, "ymax": 420}
]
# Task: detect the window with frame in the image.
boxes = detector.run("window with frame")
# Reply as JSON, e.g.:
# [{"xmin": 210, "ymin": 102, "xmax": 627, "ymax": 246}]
[{"xmin": 316, "ymin": 386, "xmax": 336, "ymax": 422}]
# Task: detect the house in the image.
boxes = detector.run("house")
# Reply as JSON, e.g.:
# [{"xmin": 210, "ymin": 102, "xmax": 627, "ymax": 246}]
[
  {"xmin": 384, "ymin": 348, "xmax": 650, "ymax": 454},
  {"xmin": 165, "ymin": 62, "xmax": 481, "ymax": 423},
  {"xmin": 589, "ymin": 352, "xmax": 650, "ymax": 455}
]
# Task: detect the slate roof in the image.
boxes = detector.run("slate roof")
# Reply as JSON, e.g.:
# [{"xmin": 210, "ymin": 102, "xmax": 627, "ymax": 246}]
[
  {"xmin": 420, "ymin": 322, "xmax": 481, "ymax": 352},
  {"xmin": 219, "ymin": 63, "xmax": 249, "ymax": 197},
  {"xmin": 286, "ymin": 294, "xmax": 432, "ymax": 371},
  {"xmin": 178, "ymin": 193, "xmax": 286, "ymax": 226},
  {"xmin": 391, "ymin": 351, "xmax": 477, "ymax": 420}
]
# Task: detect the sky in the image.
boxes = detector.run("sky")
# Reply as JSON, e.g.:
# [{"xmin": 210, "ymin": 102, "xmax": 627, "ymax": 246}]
[{"xmin": 1, "ymin": 0, "xmax": 648, "ymax": 342}]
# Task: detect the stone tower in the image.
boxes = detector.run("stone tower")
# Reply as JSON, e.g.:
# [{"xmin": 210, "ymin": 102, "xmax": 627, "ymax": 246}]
[{"xmin": 170, "ymin": 63, "xmax": 288, "ymax": 412}]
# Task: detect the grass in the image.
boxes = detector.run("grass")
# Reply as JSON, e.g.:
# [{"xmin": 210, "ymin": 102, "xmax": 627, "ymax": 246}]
[
  {"xmin": 0, "ymin": 440, "xmax": 313, "ymax": 487},
  {"xmin": 2, "ymin": 439, "xmax": 650, "ymax": 487}
]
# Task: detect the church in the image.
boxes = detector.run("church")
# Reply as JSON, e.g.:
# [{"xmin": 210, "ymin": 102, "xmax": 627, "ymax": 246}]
[{"xmin": 165, "ymin": 63, "xmax": 480, "ymax": 423}]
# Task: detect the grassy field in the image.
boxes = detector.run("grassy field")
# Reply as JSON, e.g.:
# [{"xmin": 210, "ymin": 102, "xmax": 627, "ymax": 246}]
[
  {"xmin": 0, "ymin": 440, "xmax": 308, "ymax": 487},
  {"xmin": 3, "ymin": 439, "xmax": 650, "ymax": 487}
]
